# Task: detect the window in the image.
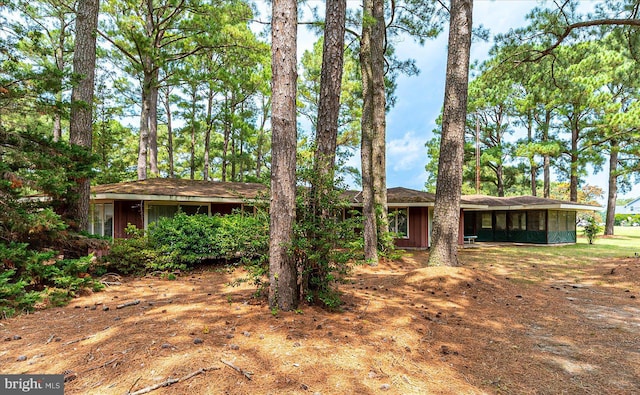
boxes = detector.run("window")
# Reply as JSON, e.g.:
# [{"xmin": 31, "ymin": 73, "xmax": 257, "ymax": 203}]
[
  {"xmin": 89, "ymin": 203, "xmax": 113, "ymax": 237},
  {"xmin": 389, "ymin": 208, "xmax": 409, "ymax": 238},
  {"xmin": 495, "ymin": 212, "xmax": 507, "ymax": 231},
  {"xmin": 481, "ymin": 212, "xmax": 492, "ymax": 229},
  {"xmin": 147, "ymin": 203, "xmax": 210, "ymax": 225}
]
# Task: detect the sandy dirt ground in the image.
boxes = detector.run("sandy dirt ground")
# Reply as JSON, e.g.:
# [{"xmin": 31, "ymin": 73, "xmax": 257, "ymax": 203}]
[{"xmin": 1, "ymin": 247, "xmax": 639, "ymax": 394}]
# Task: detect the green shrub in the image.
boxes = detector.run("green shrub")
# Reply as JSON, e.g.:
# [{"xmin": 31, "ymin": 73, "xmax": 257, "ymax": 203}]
[
  {"xmin": 147, "ymin": 212, "xmax": 223, "ymax": 270},
  {"xmin": 0, "ymin": 242, "xmax": 103, "ymax": 318},
  {"xmin": 102, "ymin": 211, "xmax": 271, "ymax": 276},
  {"xmin": 102, "ymin": 230, "xmax": 158, "ymax": 274},
  {"xmin": 583, "ymin": 216, "xmax": 603, "ymax": 244}
]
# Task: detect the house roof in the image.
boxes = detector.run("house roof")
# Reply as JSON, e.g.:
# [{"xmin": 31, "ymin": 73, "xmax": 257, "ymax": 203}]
[
  {"xmin": 623, "ymin": 197, "xmax": 640, "ymax": 207},
  {"xmin": 90, "ymin": 180, "xmax": 599, "ymax": 211},
  {"xmin": 91, "ymin": 179, "xmax": 267, "ymax": 203},
  {"xmin": 462, "ymin": 194, "xmax": 600, "ymax": 211},
  {"xmin": 346, "ymin": 187, "xmax": 492, "ymax": 209}
]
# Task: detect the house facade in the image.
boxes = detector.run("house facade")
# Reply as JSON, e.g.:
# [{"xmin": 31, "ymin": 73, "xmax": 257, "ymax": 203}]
[{"xmin": 89, "ymin": 179, "xmax": 599, "ymax": 246}]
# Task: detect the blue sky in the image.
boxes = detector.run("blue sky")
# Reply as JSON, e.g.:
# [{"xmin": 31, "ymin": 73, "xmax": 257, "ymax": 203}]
[{"xmin": 275, "ymin": 1, "xmax": 640, "ymax": 202}]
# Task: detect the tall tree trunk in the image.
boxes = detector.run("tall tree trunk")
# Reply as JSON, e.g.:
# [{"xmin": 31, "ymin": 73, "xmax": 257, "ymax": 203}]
[
  {"xmin": 527, "ymin": 112, "xmax": 537, "ymax": 196},
  {"xmin": 137, "ymin": 72, "xmax": 152, "ymax": 180},
  {"xmin": 360, "ymin": 0, "xmax": 378, "ymax": 264},
  {"xmin": 69, "ymin": 0, "xmax": 99, "ymax": 231},
  {"xmin": 256, "ymin": 96, "xmax": 270, "ymax": 180},
  {"xmin": 605, "ymin": 139, "xmax": 619, "ymax": 236},
  {"xmin": 269, "ymin": 0, "xmax": 299, "ymax": 311},
  {"xmin": 53, "ymin": 15, "xmax": 66, "ymax": 142},
  {"xmin": 149, "ymin": 76, "xmax": 159, "ymax": 177},
  {"xmin": 161, "ymin": 88, "xmax": 175, "ymax": 178},
  {"xmin": 542, "ymin": 110, "xmax": 551, "ymax": 198},
  {"xmin": 306, "ymin": 0, "xmax": 347, "ymax": 295},
  {"xmin": 231, "ymin": 138, "xmax": 237, "ymax": 181},
  {"xmin": 314, "ymin": 0, "xmax": 346, "ymax": 184},
  {"xmin": 496, "ymin": 163, "xmax": 504, "ymax": 196},
  {"xmin": 569, "ymin": 114, "xmax": 579, "ymax": 202},
  {"xmin": 189, "ymin": 86, "xmax": 197, "ymax": 180},
  {"xmin": 204, "ymin": 87, "xmax": 214, "ymax": 181},
  {"xmin": 371, "ymin": 0, "xmax": 390, "ymax": 252},
  {"xmin": 428, "ymin": 0, "xmax": 473, "ymax": 267},
  {"xmin": 222, "ymin": 95, "xmax": 231, "ymax": 182}
]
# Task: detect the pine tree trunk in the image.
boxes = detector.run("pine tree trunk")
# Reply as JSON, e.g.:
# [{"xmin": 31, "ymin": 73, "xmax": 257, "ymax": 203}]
[
  {"xmin": 542, "ymin": 110, "xmax": 551, "ymax": 198},
  {"xmin": 222, "ymin": 96, "xmax": 231, "ymax": 182},
  {"xmin": 360, "ymin": 0, "xmax": 378, "ymax": 264},
  {"xmin": 605, "ymin": 140, "xmax": 618, "ymax": 236},
  {"xmin": 428, "ymin": 0, "xmax": 473, "ymax": 267},
  {"xmin": 161, "ymin": 89, "xmax": 175, "ymax": 178},
  {"xmin": 149, "ymin": 77, "xmax": 159, "ymax": 177},
  {"xmin": 570, "ymin": 123, "xmax": 579, "ymax": 202},
  {"xmin": 69, "ymin": 0, "xmax": 99, "ymax": 231},
  {"xmin": 137, "ymin": 72, "xmax": 152, "ymax": 180},
  {"xmin": 372, "ymin": 0, "xmax": 390, "ymax": 252},
  {"xmin": 204, "ymin": 88, "xmax": 214, "ymax": 181},
  {"xmin": 528, "ymin": 113, "xmax": 537, "ymax": 196},
  {"xmin": 269, "ymin": 0, "xmax": 299, "ymax": 311},
  {"xmin": 314, "ymin": 0, "xmax": 346, "ymax": 183},
  {"xmin": 190, "ymin": 86, "xmax": 197, "ymax": 180}
]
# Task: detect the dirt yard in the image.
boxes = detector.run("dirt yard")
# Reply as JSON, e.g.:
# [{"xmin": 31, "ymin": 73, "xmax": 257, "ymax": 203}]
[{"xmin": 1, "ymin": 247, "xmax": 639, "ymax": 394}]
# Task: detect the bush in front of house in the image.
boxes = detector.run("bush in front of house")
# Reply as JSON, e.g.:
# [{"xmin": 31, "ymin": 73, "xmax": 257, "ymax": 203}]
[
  {"xmin": 147, "ymin": 212, "xmax": 224, "ymax": 271},
  {"xmin": 102, "ymin": 211, "xmax": 271, "ymax": 274}
]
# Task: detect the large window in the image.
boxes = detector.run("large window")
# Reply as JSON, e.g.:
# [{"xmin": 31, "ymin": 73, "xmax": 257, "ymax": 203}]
[
  {"xmin": 89, "ymin": 203, "xmax": 113, "ymax": 238},
  {"xmin": 389, "ymin": 208, "xmax": 409, "ymax": 238},
  {"xmin": 147, "ymin": 203, "xmax": 209, "ymax": 225}
]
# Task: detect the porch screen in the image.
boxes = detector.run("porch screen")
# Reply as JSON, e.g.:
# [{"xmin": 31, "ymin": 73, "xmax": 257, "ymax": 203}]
[
  {"xmin": 527, "ymin": 210, "xmax": 546, "ymax": 231},
  {"xmin": 509, "ymin": 212, "xmax": 526, "ymax": 230}
]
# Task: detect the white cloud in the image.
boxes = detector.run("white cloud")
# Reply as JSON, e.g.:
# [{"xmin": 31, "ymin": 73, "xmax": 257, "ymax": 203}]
[{"xmin": 387, "ymin": 131, "xmax": 427, "ymax": 172}]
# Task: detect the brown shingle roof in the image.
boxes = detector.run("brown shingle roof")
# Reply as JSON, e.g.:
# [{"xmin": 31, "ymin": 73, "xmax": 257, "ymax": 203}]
[
  {"xmin": 90, "ymin": 181, "xmax": 599, "ymax": 210},
  {"xmin": 91, "ymin": 179, "xmax": 267, "ymax": 200}
]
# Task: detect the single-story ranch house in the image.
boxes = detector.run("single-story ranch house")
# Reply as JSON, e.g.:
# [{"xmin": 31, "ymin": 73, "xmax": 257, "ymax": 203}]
[{"xmin": 89, "ymin": 179, "xmax": 598, "ymax": 247}]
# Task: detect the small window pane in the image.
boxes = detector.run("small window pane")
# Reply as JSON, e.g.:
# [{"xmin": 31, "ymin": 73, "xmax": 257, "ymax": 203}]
[
  {"xmin": 481, "ymin": 213, "xmax": 492, "ymax": 229},
  {"xmin": 104, "ymin": 204, "xmax": 113, "ymax": 237},
  {"xmin": 495, "ymin": 212, "xmax": 507, "ymax": 230},
  {"xmin": 397, "ymin": 208, "xmax": 408, "ymax": 236}
]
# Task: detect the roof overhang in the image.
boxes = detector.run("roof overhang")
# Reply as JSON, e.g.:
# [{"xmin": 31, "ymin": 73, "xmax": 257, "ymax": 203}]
[
  {"xmin": 90, "ymin": 193, "xmax": 262, "ymax": 204},
  {"xmin": 465, "ymin": 203, "xmax": 600, "ymax": 211}
]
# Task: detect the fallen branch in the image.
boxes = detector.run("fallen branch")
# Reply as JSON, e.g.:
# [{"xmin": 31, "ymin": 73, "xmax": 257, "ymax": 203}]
[
  {"xmin": 126, "ymin": 366, "xmax": 220, "ymax": 395},
  {"xmin": 46, "ymin": 334, "xmax": 56, "ymax": 344},
  {"xmin": 116, "ymin": 300, "xmax": 140, "ymax": 309},
  {"xmin": 82, "ymin": 357, "xmax": 119, "ymax": 373},
  {"xmin": 63, "ymin": 335, "xmax": 94, "ymax": 346},
  {"xmin": 100, "ymin": 273, "xmax": 123, "ymax": 287},
  {"xmin": 220, "ymin": 359, "xmax": 253, "ymax": 380}
]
